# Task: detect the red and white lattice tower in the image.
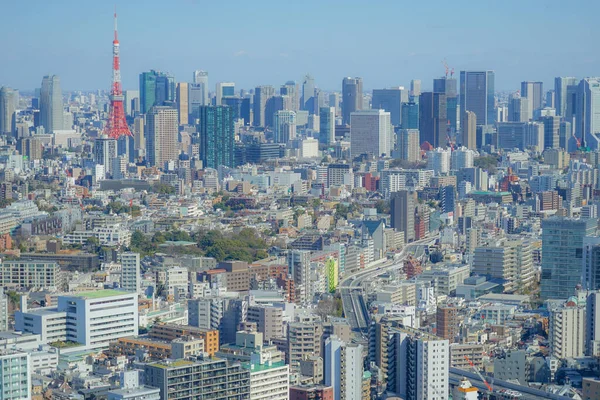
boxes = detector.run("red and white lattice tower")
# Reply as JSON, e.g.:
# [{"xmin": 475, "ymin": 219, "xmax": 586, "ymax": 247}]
[{"xmin": 104, "ymin": 12, "xmax": 132, "ymax": 139}]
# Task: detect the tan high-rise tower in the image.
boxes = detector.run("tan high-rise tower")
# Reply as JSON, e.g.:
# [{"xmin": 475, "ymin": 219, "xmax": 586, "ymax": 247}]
[{"xmin": 146, "ymin": 106, "xmax": 178, "ymax": 168}]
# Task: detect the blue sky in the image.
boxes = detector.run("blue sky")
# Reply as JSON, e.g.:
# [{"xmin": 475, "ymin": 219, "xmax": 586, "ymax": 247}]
[{"xmin": 1, "ymin": 0, "xmax": 598, "ymax": 93}]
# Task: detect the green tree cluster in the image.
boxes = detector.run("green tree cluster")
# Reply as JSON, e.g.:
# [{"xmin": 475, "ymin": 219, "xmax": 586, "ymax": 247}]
[{"xmin": 196, "ymin": 228, "xmax": 268, "ymax": 263}]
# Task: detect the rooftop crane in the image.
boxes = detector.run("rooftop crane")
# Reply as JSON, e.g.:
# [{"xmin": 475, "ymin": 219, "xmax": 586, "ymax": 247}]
[
  {"xmin": 442, "ymin": 59, "xmax": 450, "ymax": 77},
  {"xmin": 464, "ymin": 355, "xmax": 493, "ymax": 393}
]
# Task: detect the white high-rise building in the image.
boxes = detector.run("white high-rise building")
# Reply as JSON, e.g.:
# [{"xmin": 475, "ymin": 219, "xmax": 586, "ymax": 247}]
[
  {"xmin": 0, "ymin": 350, "xmax": 31, "ymax": 400},
  {"xmin": 324, "ymin": 336, "xmax": 363, "ymax": 400},
  {"xmin": 427, "ymin": 148, "xmax": 451, "ymax": 175},
  {"xmin": 40, "ymin": 75, "xmax": 63, "ymax": 133},
  {"xmin": 549, "ymin": 298, "xmax": 585, "ymax": 359},
  {"xmin": 350, "ymin": 109, "xmax": 392, "ymax": 158},
  {"xmin": 94, "ymin": 136, "xmax": 118, "ymax": 176},
  {"xmin": 123, "ymin": 90, "xmax": 140, "ymax": 116},
  {"xmin": 193, "ymin": 70, "xmax": 210, "ymax": 105},
  {"xmin": 0, "ymin": 288, "xmax": 7, "ymax": 331},
  {"xmin": 0, "ymin": 87, "xmax": 17, "ymax": 135},
  {"xmin": 248, "ymin": 361, "xmax": 289, "ymax": 400},
  {"xmin": 587, "ymin": 291, "xmax": 600, "ymax": 357},
  {"xmin": 146, "ymin": 106, "xmax": 179, "ymax": 168},
  {"xmin": 273, "ymin": 110, "xmax": 297, "ymax": 143},
  {"xmin": 120, "ymin": 252, "xmax": 141, "ymax": 293},
  {"xmin": 451, "ymin": 147, "xmax": 475, "ymax": 170},
  {"xmin": 216, "ymin": 82, "xmax": 235, "ymax": 106}
]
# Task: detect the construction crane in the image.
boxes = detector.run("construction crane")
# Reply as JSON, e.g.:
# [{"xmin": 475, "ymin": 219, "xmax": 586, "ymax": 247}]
[
  {"xmin": 442, "ymin": 59, "xmax": 450, "ymax": 77},
  {"xmin": 464, "ymin": 355, "xmax": 493, "ymax": 393}
]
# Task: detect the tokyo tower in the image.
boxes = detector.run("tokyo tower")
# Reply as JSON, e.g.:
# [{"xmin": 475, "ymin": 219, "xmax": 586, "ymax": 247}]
[{"xmin": 104, "ymin": 12, "xmax": 132, "ymax": 139}]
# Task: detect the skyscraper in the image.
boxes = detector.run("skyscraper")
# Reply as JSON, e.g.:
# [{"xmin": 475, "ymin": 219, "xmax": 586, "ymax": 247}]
[
  {"xmin": 342, "ymin": 77, "xmax": 363, "ymax": 125},
  {"xmin": 460, "ymin": 70, "xmax": 495, "ymax": 126},
  {"xmin": 40, "ymin": 75, "xmax": 63, "ymax": 133},
  {"xmin": 521, "ymin": 81, "xmax": 544, "ymax": 112},
  {"xmin": 576, "ymin": 77, "xmax": 600, "ymax": 149},
  {"xmin": 541, "ymin": 218, "xmax": 596, "ymax": 300},
  {"xmin": 541, "ymin": 115, "xmax": 560, "ymax": 149},
  {"xmin": 280, "ymin": 81, "xmax": 299, "ymax": 111},
  {"xmin": 349, "ymin": 109, "xmax": 392, "ymax": 158},
  {"xmin": 176, "ymin": 82, "xmax": 189, "ymax": 125},
  {"xmin": 188, "ymin": 83, "xmax": 207, "ymax": 122},
  {"xmin": 120, "ymin": 252, "xmax": 140, "ymax": 293},
  {"xmin": 199, "ymin": 105, "xmax": 235, "ymax": 168},
  {"xmin": 398, "ymin": 129, "xmax": 420, "ymax": 162},
  {"xmin": 324, "ymin": 336, "xmax": 363, "ymax": 400},
  {"xmin": 139, "ymin": 70, "xmax": 174, "ymax": 114},
  {"xmin": 253, "ymin": 86, "xmax": 275, "ymax": 128},
  {"xmin": 419, "ymin": 92, "xmax": 447, "ymax": 148},
  {"xmin": 401, "ymin": 101, "xmax": 419, "ymax": 129},
  {"xmin": 94, "ymin": 136, "xmax": 117, "ymax": 177},
  {"xmin": 273, "ymin": 110, "xmax": 297, "ymax": 143},
  {"xmin": 216, "ymin": 82, "xmax": 235, "ymax": 106},
  {"xmin": 507, "ymin": 94, "xmax": 531, "ymax": 122},
  {"xmin": 372, "ymin": 87, "xmax": 409, "ymax": 126},
  {"xmin": 461, "ymin": 110, "xmax": 477, "ymax": 150},
  {"xmin": 0, "ymin": 87, "xmax": 16, "ymax": 135},
  {"xmin": 391, "ymin": 190, "xmax": 415, "ymax": 243},
  {"xmin": 193, "ymin": 70, "xmax": 210, "ymax": 103},
  {"xmin": 434, "ymin": 76, "xmax": 458, "ymax": 132},
  {"xmin": 410, "ymin": 79, "xmax": 421, "ymax": 97},
  {"xmin": 319, "ymin": 107, "xmax": 336, "ymax": 145},
  {"xmin": 146, "ymin": 106, "xmax": 179, "ymax": 168},
  {"xmin": 555, "ymin": 77, "xmax": 578, "ymax": 118},
  {"xmin": 301, "ymin": 75, "xmax": 316, "ymax": 114}
]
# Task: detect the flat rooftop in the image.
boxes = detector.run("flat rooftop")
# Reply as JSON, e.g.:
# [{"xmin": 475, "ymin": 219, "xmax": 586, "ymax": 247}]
[{"xmin": 71, "ymin": 289, "xmax": 133, "ymax": 299}]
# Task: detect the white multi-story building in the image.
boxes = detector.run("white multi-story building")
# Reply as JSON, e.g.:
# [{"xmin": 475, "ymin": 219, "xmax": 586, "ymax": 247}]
[
  {"xmin": 549, "ymin": 297, "xmax": 585, "ymax": 359},
  {"xmin": 288, "ymin": 251, "xmax": 311, "ymax": 304},
  {"xmin": 0, "ymin": 350, "xmax": 30, "ymax": 400},
  {"xmin": 451, "ymin": 147, "xmax": 475, "ymax": 170},
  {"xmin": 324, "ymin": 336, "xmax": 364, "ymax": 400},
  {"xmin": 16, "ymin": 290, "xmax": 138, "ymax": 349},
  {"xmin": 427, "ymin": 147, "xmax": 451, "ymax": 175},
  {"xmin": 248, "ymin": 361, "xmax": 289, "ymax": 400},
  {"xmin": 0, "ymin": 288, "xmax": 7, "ymax": 331},
  {"xmin": 273, "ymin": 110, "xmax": 297, "ymax": 143},
  {"xmin": 119, "ymin": 252, "xmax": 141, "ymax": 293},
  {"xmin": 350, "ymin": 109, "xmax": 392, "ymax": 158},
  {"xmin": 62, "ymin": 225, "xmax": 132, "ymax": 247}
]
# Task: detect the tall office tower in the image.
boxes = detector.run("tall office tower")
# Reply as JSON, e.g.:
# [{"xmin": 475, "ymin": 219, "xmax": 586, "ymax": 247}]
[
  {"xmin": 287, "ymin": 250, "xmax": 311, "ymax": 304},
  {"xmin": 541, "ymin": 115, "xmax": 560, "ymax": 149},
  {"xmin": 40, "ymin": 75, "xmax": 63, "ymax": 133},
  {"xmin": 583, "ymin": 237, "xmax": 600, "ymax": 291},
  {"xmin": 133, "ymin": 115, "xmax": 145, "ymax": 152},
  {"xmin": 342, "ymin": 77, "xmax": 363, "ymax": 125},
  {"xmin": 94, "ymin": 136, "xmax": 117, "ymax": 176},
  {"xmin": 329, "ymin": 92, "xmax": 340, "ymax": 115},
  {"xmin": 419, "ymin": 92, "xmax": 447, "ymax": 148},
  {"xmin": 521, "ymin": 81, "xmax": 544, "ymax": 112},
  {"xmin": 472, "ymin": 239, "xmax": 535, "ymax": 294},
  {"xmin": 0, "ymin": 87, "xmax": 16, "ymax": 135},
  {"xmin": 546, "ymin": 90, "xmax": 556, "ymax": 109},
  {"xmin": 280, "ymin": 81, "xmax": 299, "ymax": 111},
  {"xmin": 265, "ymin": 95, "xmax": 287, "ymax": 128},
  {"xmin": 586, "ymin": 291, "xmax": 600, "ymax": 356},
  {"xmin": 0, "ymin": 351, "xmax": 31, "ymax": 399},
  {"xmin": 549, "ymin": 298, "xmax": 585, "ymax": 359},
  {"xmin": 193, "ymin": 70, "xmax": 210, "ymax": 103},
  {"xmin": 253, "ymin": 85, "xmax": 275, "ymax": 127},
  {"xmin": 273, "ymin": 110, "xmax": 297, "ymax": 143},
  {"xmin": 434, "ymin": 76, "xmax": 458, "ymax": 131},
  {"xmin": 146, "ymin": 106, "xmax": 179, "ymax": 168},
  {"xmin": 372, "ymin": 87, "xmax": 409, "ymax": 126},
  {"xmin": 319, "ymin": 107, "xmax": 336, "ymax": 145},
  {"xmin": 176, "ymin": 82, "xmax": 189, "ymax": 125},
  {"xmin": 123, "ymin": 90, "xmax": 139, "ymax": 116},
  {"xmin": 385, "ymin": 326, "xmax": 449, "ymax": 400},
  {"xmin": 410, "ymin": 79, "xmax": 421, "ymax": 97},
  {"xmin": 324, "ymin": 336, "xmax": 363, "ymax": 400},
  {"xmin": 436, "ymin": 306, "xmax": 459, "ymax": 342},
  {"xmin": 560, "ymin": 121, "xmax": 572, "ymax": 150},
  {"xmin": 401, "ymin": 101, "xmax": 419, "ymax": 129},
  {"xmin": 139, "ymin": 70, "xmax": 174, "ymax": 113},
  {"xmin": 577, "ymin": 77, "xmax": 600, "ymax": 149},
  {"xmin": 460, "ymin": 70, "xmax": 495, "ymax": 126},
  {"xmin": 541, "ymin": 218, "xmax": 596, "ymax": 300},
  {"xmin": 555, "ymin": 77, "xmax": 578, "ymax": 118},
  {"xmin": 349, "ymin": 109, "xmax": 392, "ymax": 158},
  {"xmin": 398, "ymin": 129, "xmax": 420, "ymax": 162},
  {"xmin": 507, "ymin": 94, "xmax": 531, "ymax": 122},
  {"xmin": 391, "ymin": 190, "xmax": 415, "ymax": 243},
  {"xmin": 188, "ymin": 83, "xmax": 207, "ymax": 122},
  {"xmin": 199, "ymin": 106, "xmax": 234, "ymax": 169},
  {"xmin": 119, "ymin": 252, "xmax": 140, "ymax": 293},
  {"xmin": 461, "ymin": 111, "xmax": 477, "ymax": 149},
  {"xmin": 216, "ymin": 82, "xmax": 235, "ymax": 106},
  {"xmin": 301, "ymin": 74, "xmax": 316, "ymax": 114}
]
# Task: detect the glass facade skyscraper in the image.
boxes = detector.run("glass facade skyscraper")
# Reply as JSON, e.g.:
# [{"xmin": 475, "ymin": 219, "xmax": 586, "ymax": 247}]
[
  {"xmin": 459, "ymin": 70, "xmax": 495, "ymax": 126},
  {"xmin": 541, "ymin": 218, "xmax": 596, "ymax": 300},
  {"xmin": 199, "ymin": 105, "xmax": 235, "ymax": 169},
  {"xmin": 139, "ymin": 70, "xmax": 175, "ymax": 114}
]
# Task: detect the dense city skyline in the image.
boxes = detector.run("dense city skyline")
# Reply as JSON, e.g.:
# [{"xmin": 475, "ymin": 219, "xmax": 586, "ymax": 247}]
[{"xmin": 2, "ymin": 0, "xmax": 600, "ymax": 91}]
